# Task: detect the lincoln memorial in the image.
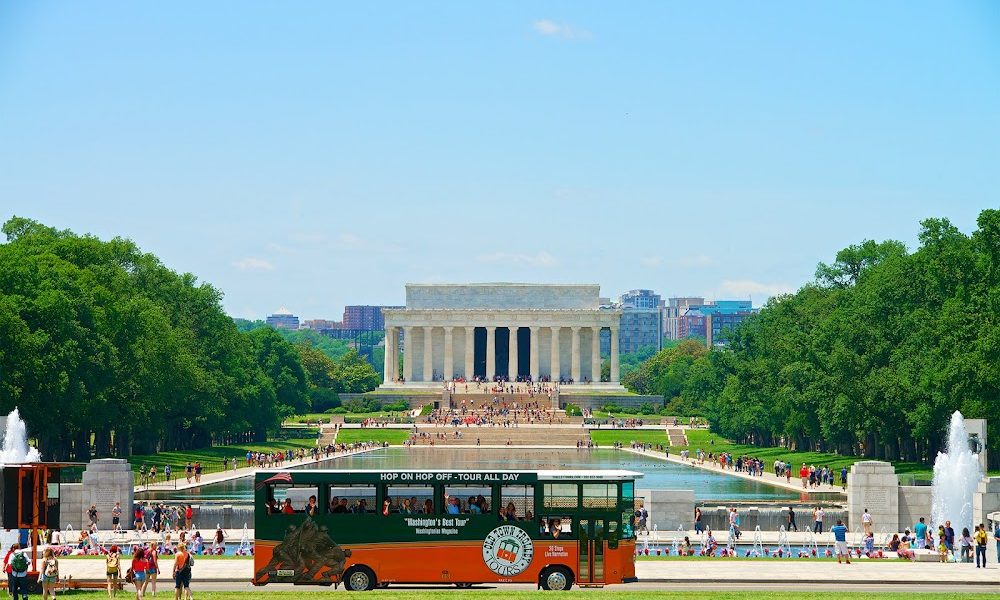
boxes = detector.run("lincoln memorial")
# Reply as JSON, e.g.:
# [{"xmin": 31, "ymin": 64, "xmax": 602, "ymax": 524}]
[{"xmin": 380, "ymin": 283, "xmax": 623, "ymax": 389}]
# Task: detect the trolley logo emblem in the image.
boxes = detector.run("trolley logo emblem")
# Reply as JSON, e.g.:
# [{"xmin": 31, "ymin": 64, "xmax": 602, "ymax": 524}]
[{"xmin": 482, "ymin": 525, "xmax": 534, "ymax": 576}]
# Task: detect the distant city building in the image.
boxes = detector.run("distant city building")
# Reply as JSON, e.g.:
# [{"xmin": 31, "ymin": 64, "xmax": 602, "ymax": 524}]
[
  {"xmin": 664, "ymin": 297, "xmax": 705, "ymax": 340},
  {"xmin": 301, "ymin": 319, "xmax": 341, "ymax": 330},
  {"xmin": 677, "ymin": 300, "xmax": 756, "ymax": 347},
  {"xmin": 620, "ymin": 289, "xmax": 661, "ymax": 309},
  {"xmin": 342, "ymin": 305, "xmax": 403, "ymax": 331},
  {"xmin": 617, "ymin": 290, "xmax": 663, "ymax": 353},
  {"xmin": 600, "ymin": 289, "xmax": 664, "ymax": 355},
  {"xmin": 265, "ymin": 307, "xmax": 299, "ymax": 330}
]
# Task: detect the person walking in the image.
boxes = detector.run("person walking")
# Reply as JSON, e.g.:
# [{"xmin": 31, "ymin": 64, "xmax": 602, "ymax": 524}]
[
  {"xmin": 914, "ymin": 517, "xmax": 928, "ymax": 549},
  {"xmin": 112, "ymin": 502, "xmax": 123, "ymax": 533},
  {"xmin": 143, "ymin": 543, "xmax": 159, "ymax": 596},
  {"xmin": 6, "ymin": 544, "xmax": 28, "ymax": 600},
  {"xmin": 787, "ymin": 506, "xmax": 798, "ymax": 532},
  {"xmin": 974, "ymin": 523, "xmax": 988, "ymax": 568},
  {"xmin": 106, "ymin": 544, "xmax": 122, "ymax": 598},
  {"xmin": 172, "ymin": 543, "xmax": 192, "ymax": 600},
  {"xmin": 694, "ymin": 507, "xmax": 704, "ymax": 534},
  {"xmin": 831, "ymin": 519, "xmax": 850, "ymax": 564},
  {"xmin": 39, "ymin": 547, "xmax": 59, "ymax": 600},
  {"xmin": 130, "ymin": 546, "xmax": 148, "ymax": 600}
]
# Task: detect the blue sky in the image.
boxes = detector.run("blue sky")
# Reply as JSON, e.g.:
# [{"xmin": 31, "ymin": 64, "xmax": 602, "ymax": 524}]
[{"xmin": 1, "ymin": 1, "xmax": 998, "ymax": 320}]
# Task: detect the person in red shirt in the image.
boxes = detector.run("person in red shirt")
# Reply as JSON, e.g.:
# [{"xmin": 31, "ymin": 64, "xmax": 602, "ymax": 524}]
[
  {"xmin": 799, "ymin": 463, "xmax": 809, "ymax": 489},
  {"xmin": 130, "ymin": 547, "xmax": 148, "ymax": 600}
]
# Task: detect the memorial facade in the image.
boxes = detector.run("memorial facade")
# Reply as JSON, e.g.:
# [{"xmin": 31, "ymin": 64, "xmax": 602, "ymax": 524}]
[{"xmin": 381, "ymin": 284, "xmax": 622, "ymax": 387}]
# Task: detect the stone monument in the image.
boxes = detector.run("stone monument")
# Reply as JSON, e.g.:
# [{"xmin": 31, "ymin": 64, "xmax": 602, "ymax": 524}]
[{"xmin": 60, "ymin": 458, "xmax": 134, "ymax": 530}]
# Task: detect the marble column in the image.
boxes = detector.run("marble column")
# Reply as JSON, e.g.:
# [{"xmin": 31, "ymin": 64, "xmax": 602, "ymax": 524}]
[
  {"xmin": 385, "ymin": 326, "xmax": 398, "ymax": 383},
  {"xmin": 485, "ymin": 326, "xmax": 496, "ymax": 380},
  {"xmin": 571, "ymin": 326, "xmax": 581, "ymax": 383},
  {"xmin": 423, "ymin": 326, "xmax": 434, "ymax": 382},
  {"xmin": 610, "ymin": 325, "xmax": 620, "ymax": 382},
  {"xmin": 550, "ymin": 326, "xmax": 561, "ymax": 382},
  {"xmin": 464, "ymin": 326, "xmax": 475, "ymax": 380},
  {"xmin": 443, "ymin": 326, "xmax": 454, "ymax": 381},
  {"xmin": 529, "ymin": 326, "xmax": 540, "ymax": 382},
  {"xmin": 591, "ymin": 326, "xmax": 601, "ymax": 382},
  {"xmin": 508, "ymin": 327, "xmax": 519, "ymax": 380},
  {"xmin": 383, "ymin": 326, "xmax": 392, "ymax": 384},
  {"xmin": 403, "ymin": 326, "xmax": 413, "ymax": 382}
]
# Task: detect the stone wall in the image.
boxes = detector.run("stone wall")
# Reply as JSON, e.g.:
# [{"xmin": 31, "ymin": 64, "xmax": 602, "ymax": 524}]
[
  {"xmin": 637, "ymin": 489, "xmax": 694, "ymax": 532},
  {"xmin": 897, "ymin": 486, "xmax": 932, "ymax": 533},
  {"xmin": 560, "ymin": 394, "xmax": 662, "ymax": 411},
  {"xmin": 973, "ymin": 476, "xmax": 1000, "ymax": 527},
  {"xmin": 406, "ymin": 284, "xmax": 601, "ymax": 310}
]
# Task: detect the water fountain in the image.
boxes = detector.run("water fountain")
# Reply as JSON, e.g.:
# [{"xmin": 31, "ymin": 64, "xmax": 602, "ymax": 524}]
[
  {"xmin": 931, "ymin": 411, "xmax": 983, "ymax": 531},
  {"xmin": 0, "ymin": 408, "xmax": 41, "ymax": 464}
]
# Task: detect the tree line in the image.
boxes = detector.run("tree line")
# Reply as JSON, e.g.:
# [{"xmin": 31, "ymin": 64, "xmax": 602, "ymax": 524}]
[
  {"xmin": 0, "ymin": 218, "xmax": 379, "ymax": 460},
  {"xmin": 626, "ymin": 210, "xmax": 1000, "ymax": 467}
]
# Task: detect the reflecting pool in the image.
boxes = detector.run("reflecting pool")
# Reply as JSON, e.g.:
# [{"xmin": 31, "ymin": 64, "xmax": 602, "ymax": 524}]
[{"xmin": 138, "ymin": 448, "xmax": 821, "ymax": 503}]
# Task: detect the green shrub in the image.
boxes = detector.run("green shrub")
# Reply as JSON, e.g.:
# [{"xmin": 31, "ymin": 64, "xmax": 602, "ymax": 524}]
[
  {"xmin": 601, "ymin": 403, "xmax": 625, "ymax": 414},
  {"xmin": 564, "ymin": 403, "xmax": 582, "ymax": 417},
  {"xmin": 327, "ymin": 407, "xmax": 348, "ymax": 414},
  {"xmin": 343, "ymin": 397, "xmax": 382, "ymax": 413},
  {"xmin": 639, "ymin": 402, "xmax": 656, "ymax": 415},
  {"xmin": 383, "ymin": 400, "xmax": 409, "ymax": 412},
  {"xmin": 419, "ymin": 404, "xmax": 434, "ymax": 416}
]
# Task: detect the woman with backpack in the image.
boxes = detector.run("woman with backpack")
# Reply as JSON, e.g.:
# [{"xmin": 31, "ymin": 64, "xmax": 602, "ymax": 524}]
[
  {"xmin": 39, "ymin": 547, "xmax": 59, "ymax": 600},
  {"xmin": 106, "ymin": 544, "xmax": 121, "ymax": 598},
  {"xmin": 172, "ymin": 542, "xmax": 192, "ymax": 600}
]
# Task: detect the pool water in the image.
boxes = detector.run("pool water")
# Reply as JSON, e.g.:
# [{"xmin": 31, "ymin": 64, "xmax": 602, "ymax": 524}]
[{"xmin": 138, "ymin": 448, "xmax": 811, "ymax": 503}]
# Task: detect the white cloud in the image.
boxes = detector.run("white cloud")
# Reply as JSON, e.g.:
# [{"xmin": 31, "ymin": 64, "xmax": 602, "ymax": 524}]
[
  {"xmin": 338, "ymin": 232, "xmax": 364, "ymax": 247},
  {"xmin": 290, "ymin": 232, "xmax": 325, "ymax": 244},
  {"xmin": 640, "ymin": 256, "xmax": 663, "ymax": 268},
  {"xmin": 717, "ymin": 279, "xmax": 794, "ymax": 299},
  {"xmin": 232, "ymin": 257, "xmax": 274, "ymax": 272},
  {"xmin": 532, "ymin": 19, "xmax": 591, "ymax": 40},
  {"xmin": 476, "ymin": 251, "xmax": 558, "ymax": 268}
]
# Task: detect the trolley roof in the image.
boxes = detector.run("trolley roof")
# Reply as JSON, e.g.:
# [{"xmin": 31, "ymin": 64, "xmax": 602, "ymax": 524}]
[{"xmin": 256, "ymin": 468, "xmax": 643, "ymax": 481}]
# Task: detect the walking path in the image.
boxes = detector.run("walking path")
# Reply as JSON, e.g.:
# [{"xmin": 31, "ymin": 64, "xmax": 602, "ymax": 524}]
[
  {"xmin": 622, "ymin": 446, "xmax": 847, "ymax": 497},
  {"xmin": 134, "ymin": 446, "xmax": 379, "ymax": 494},
  {"xmin": 48, "ymin": 553, "xmax": 998, "ymax": 584}
]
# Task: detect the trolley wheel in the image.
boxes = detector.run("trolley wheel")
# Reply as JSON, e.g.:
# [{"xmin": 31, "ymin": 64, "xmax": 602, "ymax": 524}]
[
  {"xmin": 343, "ymin": 566, "xmax": 377, "ymax": 591},
  {"xmin": 455, "ymin": 583, "xmax": 474, "ymax": 588},
  {"xmin": 539, "ymin": 566, "xmax": 573, "ymax": 591}
]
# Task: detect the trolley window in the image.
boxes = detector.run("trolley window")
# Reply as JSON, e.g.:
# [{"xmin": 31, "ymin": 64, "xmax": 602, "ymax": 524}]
[{"xmin": 542, "ymin": 483, "xmax": 578, "ymax": 509}]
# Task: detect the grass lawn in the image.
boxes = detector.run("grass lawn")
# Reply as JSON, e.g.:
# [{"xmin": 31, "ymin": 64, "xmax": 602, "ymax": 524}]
[
  {"xmin": 128, "ymin": 432, "xmax": 318, "ymax": 473},
  {"xmin": 590, "ymin": 429, "xmax": 669, "ymax": 446},
  {"xmin": 674, "ymin": 429, "xmax": 936, "ymax": 481},
  {"xmin": 54, "ymin": 591, "xmax": 1000, "ymax": 600},
  {"xmin": 335, "ymin": 428, "xmax": 411, "ymax": 445}
]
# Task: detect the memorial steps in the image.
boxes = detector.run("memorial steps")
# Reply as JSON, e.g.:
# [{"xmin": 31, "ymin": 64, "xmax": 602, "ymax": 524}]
[{"xmin": 410, "ymin": 424, "xmax": 592, "ymax": 447}]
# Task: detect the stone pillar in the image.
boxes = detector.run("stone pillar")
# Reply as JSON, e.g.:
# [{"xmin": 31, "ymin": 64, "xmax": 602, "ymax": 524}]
[
  {"xmin": 443, "ymin": 327, "xmax": 454, "ymax": 381},
  {"xmin": 591, "ymin": 326, "xmax": 601, "ymax": 382},
  {"xmin": 508, "ymin": 327, "xmax": 519, "ymax": 381},
  {"xmin": 529, "ymin": 326, "xmax": 540, "ymax": 382},
  {"xmin": 383, "ymin": 327, "xmax": 393, "ymax": 384},
  {"xmin": 485, "ymin": 326, "xmax": 496, "ymax": 380},
  {"xmin": 550, "ymin": 326, "xmax": 561, "ymax": 382},
  {"xmin": 571, "ymin": 326, "xmax": 581, "ymax": 383},
  {"xmin": 403, "ymin": 326, "xmax": 413, "ymax": 382},
  {"xmin": 464, "ymin": 326, "xmax": 475, "ymax": 379},
  {"xmin": 847, "ymin": 461, "xmax": 899, "ymax": 532},
  {"xmin": 423, "ymin": 326, "xmax": 434, "ymax": 382},
  {"xmin": 610, "ymin": 326, "xmax": 620, "ymax": 382}
]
